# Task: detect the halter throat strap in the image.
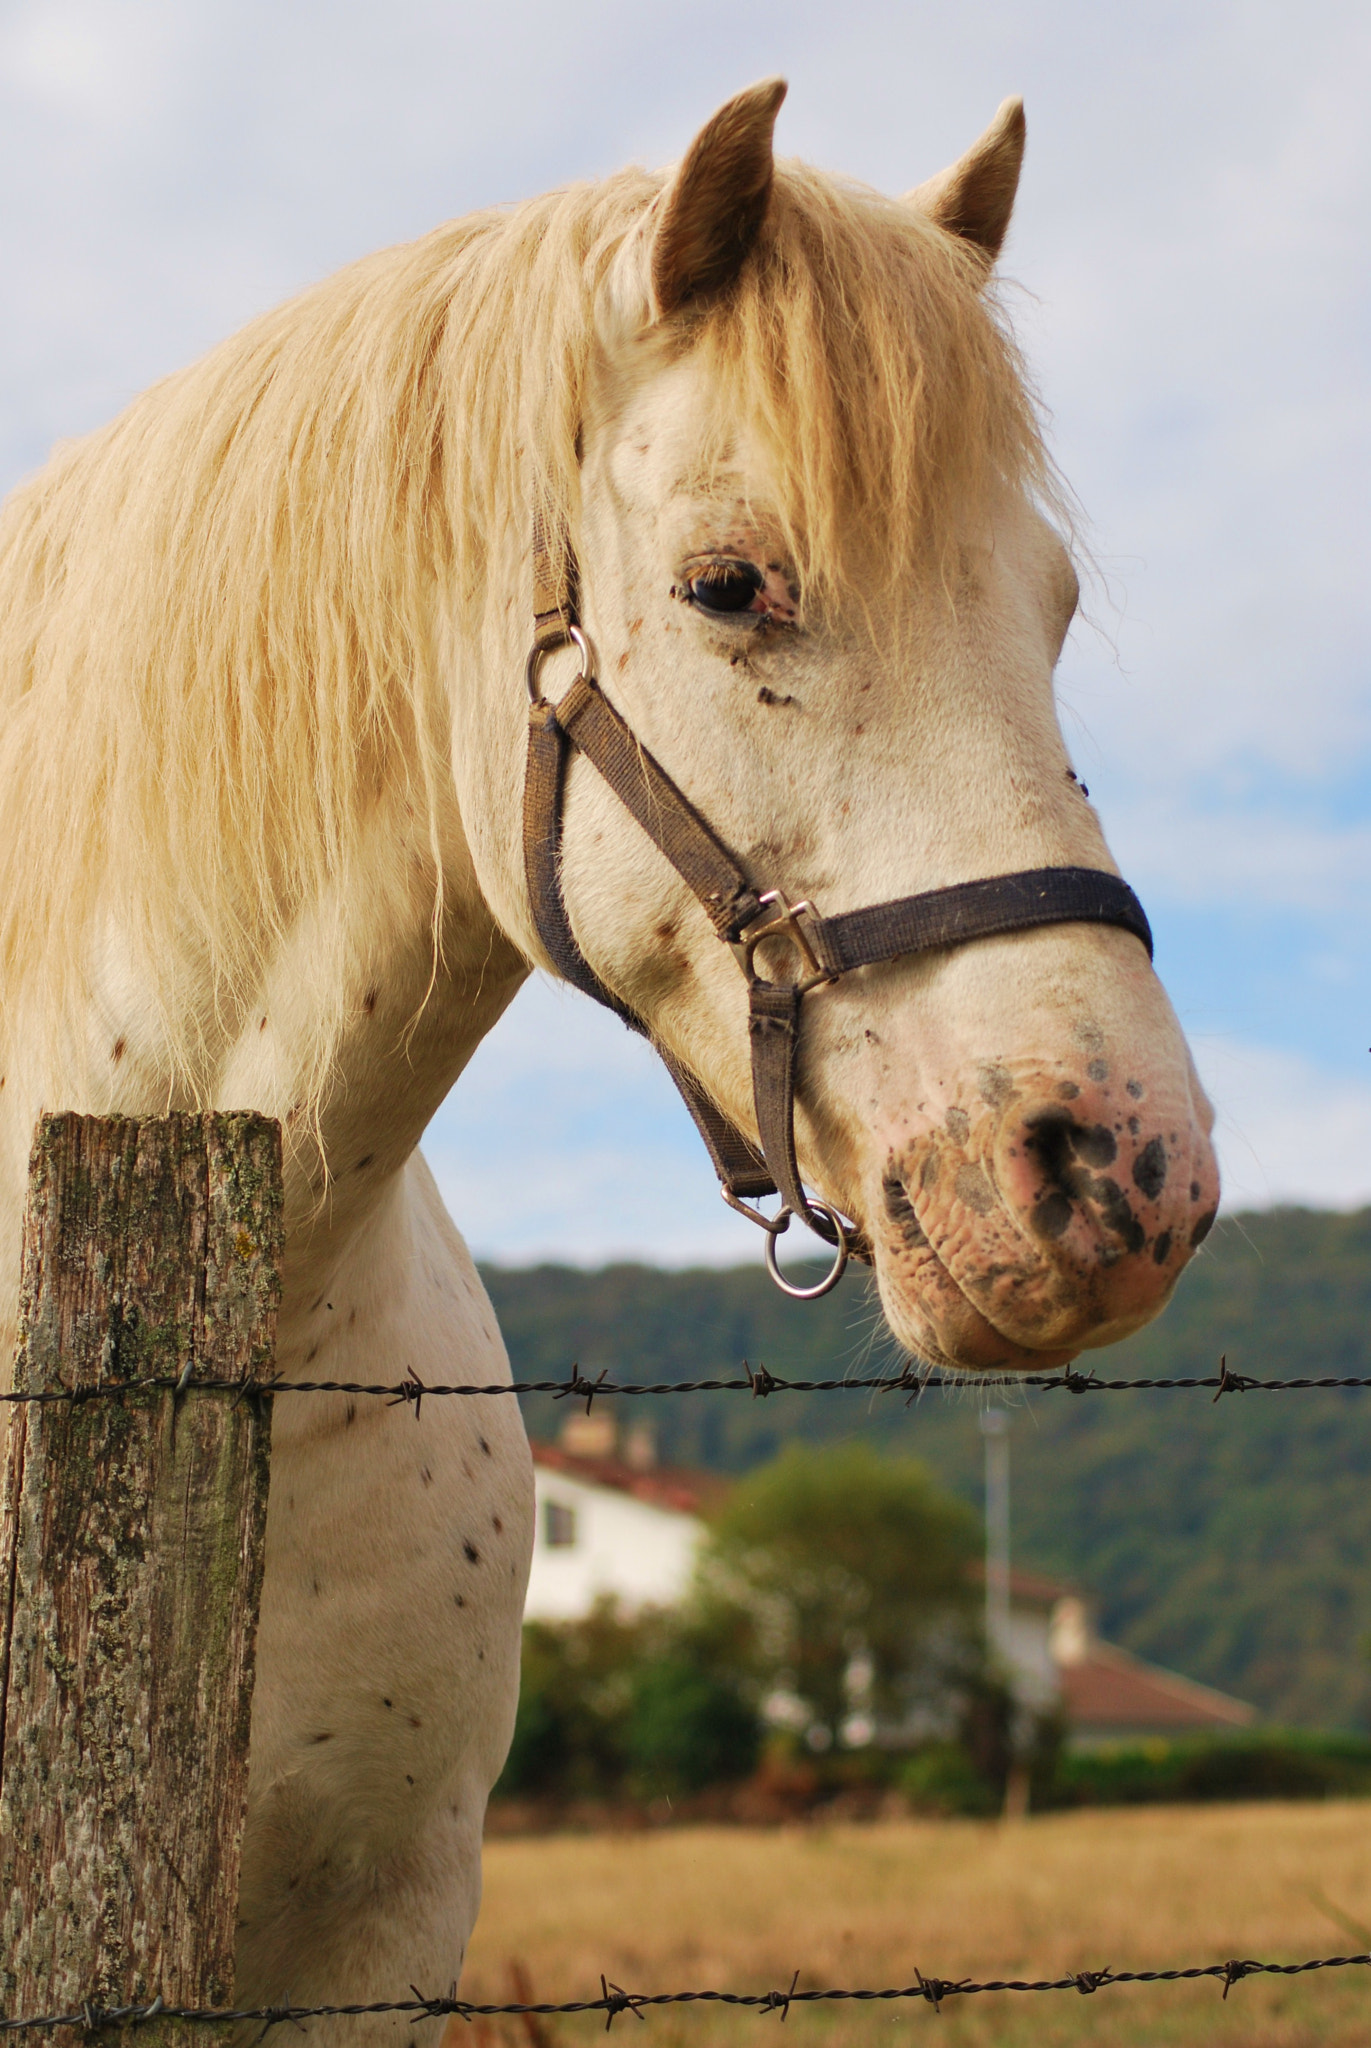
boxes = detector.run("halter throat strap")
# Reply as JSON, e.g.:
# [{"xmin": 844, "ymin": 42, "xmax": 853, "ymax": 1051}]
[{"xmin": 521, "ymin": 522, "xmax": 1154, "ymax": 1293}]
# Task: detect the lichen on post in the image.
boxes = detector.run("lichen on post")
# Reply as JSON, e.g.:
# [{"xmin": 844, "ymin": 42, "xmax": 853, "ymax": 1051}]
[{"xmin": 0, "ymin": 1113, "xmax": 281, "ymax": 2046}]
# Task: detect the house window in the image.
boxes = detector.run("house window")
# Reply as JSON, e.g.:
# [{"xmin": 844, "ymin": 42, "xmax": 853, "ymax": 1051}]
[{"xmin": 544, "ymin": 1500, "xmax": 577, "ymax": 1548}]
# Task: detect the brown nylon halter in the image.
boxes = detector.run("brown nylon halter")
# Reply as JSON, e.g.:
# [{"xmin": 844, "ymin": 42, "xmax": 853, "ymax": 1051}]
[{"xmin": 522, "ymin": 519, "xmax": 1154, "ymax": 1299}]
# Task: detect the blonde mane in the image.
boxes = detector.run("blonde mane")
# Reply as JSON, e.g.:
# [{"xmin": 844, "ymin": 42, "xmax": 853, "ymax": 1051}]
[{"xmin": 0, "ymin": 158, "xmax": 1053, "ymax": 1112}]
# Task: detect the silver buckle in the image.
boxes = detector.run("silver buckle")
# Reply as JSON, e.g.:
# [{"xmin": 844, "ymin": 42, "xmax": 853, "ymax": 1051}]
[{"xmin": 737, "ymin": 889, "xmax": 837, "ymax": 994}]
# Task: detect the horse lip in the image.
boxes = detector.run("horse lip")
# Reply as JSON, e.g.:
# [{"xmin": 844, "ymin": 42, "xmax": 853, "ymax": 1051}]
[{"xmin": 877, "ymin": 1204, "xmax": 1082, "ymax": 1374}]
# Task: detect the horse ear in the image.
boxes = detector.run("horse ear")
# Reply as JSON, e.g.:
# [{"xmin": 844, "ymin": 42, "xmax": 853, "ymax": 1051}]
[
  {"xmin": 905, "ymin": 98, "xmax": 1026, "ymax": 263},
  {"xmin": 612, "ymin": 78, "xmax": 785, "ymax": 329}
]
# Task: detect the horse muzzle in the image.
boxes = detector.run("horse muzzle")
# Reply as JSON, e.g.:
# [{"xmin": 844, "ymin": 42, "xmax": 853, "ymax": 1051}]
[{"xmin": 873, "ymin": 1067, "xmax": 1221, "ymax": 1372}]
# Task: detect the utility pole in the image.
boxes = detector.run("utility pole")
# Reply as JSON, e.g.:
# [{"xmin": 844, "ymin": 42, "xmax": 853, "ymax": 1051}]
[
  {"xmin": 980, "ymin": 1406, "xmax": 1030, "ymax": 1818},
  {"xmin": 980, "ymin": 1406, "xmax": 1010, "ymax": 1662}
]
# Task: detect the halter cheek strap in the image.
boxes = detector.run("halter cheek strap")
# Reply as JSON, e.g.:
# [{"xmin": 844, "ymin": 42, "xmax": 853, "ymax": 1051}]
[{"xmin": 521, "ymin": 531, "xmax": 1153, "ymax": 1299}]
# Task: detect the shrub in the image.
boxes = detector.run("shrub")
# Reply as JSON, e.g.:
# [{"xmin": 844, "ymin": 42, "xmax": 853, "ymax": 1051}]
[
  {"xmin": 496, "ymin": 1603, "xmax": 641, "ymax": 1798},
  {"xmin": 626, "ymin": 1658, "xmax": 760, "ymax": 1797},
  {"xmin": 495, "ymin": 1600, "xmax": 762, "ymax": 1803},
  {"xmin": 1049, "ymin": 1732, "xmax": 1371, "ymax": 1808},
  {"xmin": 899, "ymin": 1742, "xmax": 997, "ymax": 1817}
]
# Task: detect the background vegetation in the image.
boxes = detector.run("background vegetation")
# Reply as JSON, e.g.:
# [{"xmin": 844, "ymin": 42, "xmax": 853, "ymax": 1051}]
[
  {"xmin": 484, "ymin": 1205, "xmax": 1371, "ymax": 1729},
  {"xmin": 499, "ymin": 1444, "xmax": 994, "ymax": 1808}
]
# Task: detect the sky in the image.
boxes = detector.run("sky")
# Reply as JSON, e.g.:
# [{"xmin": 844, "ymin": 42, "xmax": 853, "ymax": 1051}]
[{"xmin": 1, "ymin": 0, "xmax": 1367, "ymax": 1264}]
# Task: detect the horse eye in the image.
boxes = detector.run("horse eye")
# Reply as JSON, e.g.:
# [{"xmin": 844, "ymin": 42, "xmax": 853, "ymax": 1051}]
[{"xmin": 685, "ymin": 562, "xmax": 764, "ymax": 616}]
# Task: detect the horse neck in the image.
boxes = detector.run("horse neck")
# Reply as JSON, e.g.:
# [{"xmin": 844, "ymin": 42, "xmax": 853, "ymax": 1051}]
[{"xmin": 0, "ymin": 773, "xmax": 527, "ymax": 1358}]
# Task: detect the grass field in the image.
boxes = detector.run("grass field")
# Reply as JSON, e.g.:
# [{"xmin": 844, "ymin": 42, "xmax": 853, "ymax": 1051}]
[{"xmin": 461, "ymin": 1804, "xmax": 1371, "ymax": 2048}]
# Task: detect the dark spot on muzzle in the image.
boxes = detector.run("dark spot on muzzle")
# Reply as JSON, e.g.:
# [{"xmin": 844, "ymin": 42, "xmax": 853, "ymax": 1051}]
[
  {"xmin": 1132, "ymin": 1137, "xmax": 1168, "ymax": 1202},
  {"xmin": 1089, "ymin": 1176, "xmax": 1147, "ymax": 1256},
  {"xmin": 1191, "ymin": 1207, "xmax": 1217, "ymax": 1247},
  {"xmin": 1152, "ymin": 1229, "xmax": 1173, "ymax": 1265},
  {"xmin": 976, "ymin": 1064, "xmax": 1015, "ymax": 1109},
  {"xmin": 1031, "ymin": 1192, "xmax": 1074, "ymax": 1241},
  {"xmin": 945, "ymin": 1106, "xmax": 970, "ymax": 1143}
]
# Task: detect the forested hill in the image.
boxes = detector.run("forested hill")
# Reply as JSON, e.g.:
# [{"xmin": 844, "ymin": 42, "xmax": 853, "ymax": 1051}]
[{"xmin": 482, "ymin": 1207, "xmax": 1371, "ymax": 1731}]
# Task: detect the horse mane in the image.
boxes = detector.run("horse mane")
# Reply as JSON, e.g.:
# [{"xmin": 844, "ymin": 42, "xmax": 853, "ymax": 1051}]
[{"xmin": 0, "ymin": 157, "xmax": 1054, "ymax": 1112}]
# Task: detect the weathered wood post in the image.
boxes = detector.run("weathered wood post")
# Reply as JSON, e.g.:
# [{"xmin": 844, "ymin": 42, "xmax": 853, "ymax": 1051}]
[{"xmin": 0, "ymin": 1113, "xmax": 281, "ymax": 2043}]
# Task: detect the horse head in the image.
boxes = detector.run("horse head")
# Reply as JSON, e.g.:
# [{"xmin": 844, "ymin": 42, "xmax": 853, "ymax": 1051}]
[{"xmin": 503, "ymin": 82, "xmax": 1219, "ymax": 1372}]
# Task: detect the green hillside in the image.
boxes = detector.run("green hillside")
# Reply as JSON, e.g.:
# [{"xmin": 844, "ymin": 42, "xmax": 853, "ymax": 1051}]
[{"xmin": 482, "ymin": 1206, "xmax": 1371, "ymax": 1730}]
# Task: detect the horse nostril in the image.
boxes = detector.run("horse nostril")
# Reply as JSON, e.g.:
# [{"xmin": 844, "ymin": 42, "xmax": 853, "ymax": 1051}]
[
  {"xmin": 1011, "ymin": 1107, "xmax": 1153, "ymax": 1258},
  {"xmin": 882, "ymin": 1171, "xmax": 928, "ymax": 1249}
]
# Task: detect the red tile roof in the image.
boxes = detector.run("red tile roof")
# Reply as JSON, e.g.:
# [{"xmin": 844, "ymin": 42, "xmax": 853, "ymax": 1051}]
[
  {"xmin": 531, "ymin": 1441, "xmax": 727, "ymax": 1518},
  {"xmin": 967, "ymin": 1561, "xmax": 1077, "ymax": 1607},
  {"xmin": 1062, "ymin": 1640, "xmax": 1255, "ymax": 1734}
]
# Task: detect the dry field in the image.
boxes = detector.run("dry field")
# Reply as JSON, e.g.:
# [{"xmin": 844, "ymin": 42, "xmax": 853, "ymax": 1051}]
[{"xmin": 461, "ymin": 1804, "xmax": 1371, "ymax": 2048}]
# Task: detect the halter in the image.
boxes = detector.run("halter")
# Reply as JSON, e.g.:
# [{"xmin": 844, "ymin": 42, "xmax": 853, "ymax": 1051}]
[{"xmin": 522, "ymin": 519, "xmax": 1152, "ymax": 1299}]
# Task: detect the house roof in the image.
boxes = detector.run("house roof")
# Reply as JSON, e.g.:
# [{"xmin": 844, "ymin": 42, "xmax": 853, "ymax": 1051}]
[
  {"xmin": 1061, "ymin": 1639, "xmax": 1256, "ymax": 1733},
  {"xmin": 530, "ymin": 1441, "xmax": 727, "ymax": 1518},
  {"xmin": 967, "ymin": 1561, "xmax": 1077, "ymax": 1608}
]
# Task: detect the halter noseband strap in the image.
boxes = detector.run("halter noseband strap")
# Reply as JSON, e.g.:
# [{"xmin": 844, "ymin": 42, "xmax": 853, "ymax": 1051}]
[{"xmin": 521, "ymin": 527, "xmax": 1153, "ymax": 1299}]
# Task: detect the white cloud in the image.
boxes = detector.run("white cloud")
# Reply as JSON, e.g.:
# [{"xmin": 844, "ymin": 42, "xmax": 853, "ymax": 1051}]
[
  {"xmin": 1194, "ymin": 1036, "xmax": 1371, "ymax": 1212},
  {"xmin": 1098, "ymin": 799, "xmax": 1371, "ymax": 918}
]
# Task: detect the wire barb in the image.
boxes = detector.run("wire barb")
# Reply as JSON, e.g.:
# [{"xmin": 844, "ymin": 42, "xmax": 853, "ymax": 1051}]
[
  {"xmin": 554, "ymin": 1366, "xmax": 608, "ymax": 1413},
  {"xmin": 760, "ymin": 1972, "xmax": 799, "ymax": 2020},
  {"xmin": 599, "ymin": 1977, "xmax": 645, "ymax": 2030},
  {"xmin": 385, "ymin": 1368, "xmax": 429, "ymax": 1418},
  {"xmin": 1221, "ymin": 1959, "xmax": 1256, "ymax": 1999},
  {"xmin": 1212, "ymin": 1355, "xmax": 1256, "ymax": 1403},
  {"xmin": 914, "ymin": 1968, "xmax": 965, "ymax": 2013}
]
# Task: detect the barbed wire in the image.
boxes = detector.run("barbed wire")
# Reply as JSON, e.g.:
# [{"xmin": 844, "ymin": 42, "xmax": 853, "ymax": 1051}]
[
  {"xmin": 6, "ymin": 1950, "xmax": 1371, "ymax": 2034},
  {"xmin": 5, "ymin": 1355, "xmax": 1371, "ymax": 1410}
]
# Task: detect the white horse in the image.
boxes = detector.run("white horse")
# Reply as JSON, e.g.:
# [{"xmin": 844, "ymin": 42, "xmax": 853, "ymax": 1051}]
[{"xmin": 0, "ymin": 82, "xmax": 1218, "ymax": 2037}]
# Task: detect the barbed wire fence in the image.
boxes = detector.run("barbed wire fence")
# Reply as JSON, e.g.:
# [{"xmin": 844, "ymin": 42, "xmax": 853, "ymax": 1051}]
[
  {"xmin": 5, "ymin": 1115, "xmax": 1371, "ymax": 2036},
  {"xmin": 7, "ymin": 1948, "xmax": 1371, "ymax": 2035},
  {"xmin": 5, "ymin": 1354, "xmax": 1371, "ymax": 1411}
]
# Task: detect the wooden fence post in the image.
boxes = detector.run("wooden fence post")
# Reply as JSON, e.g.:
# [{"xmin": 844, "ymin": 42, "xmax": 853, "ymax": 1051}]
[{"xmin": 0, "ymin": 1113, "xmax": 281, "ymax": 2043}]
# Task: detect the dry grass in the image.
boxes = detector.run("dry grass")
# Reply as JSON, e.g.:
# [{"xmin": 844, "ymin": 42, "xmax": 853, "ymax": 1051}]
[{"xmin": 461, "ymin": 1804, "xmax": 1371, "ymax": 2048}]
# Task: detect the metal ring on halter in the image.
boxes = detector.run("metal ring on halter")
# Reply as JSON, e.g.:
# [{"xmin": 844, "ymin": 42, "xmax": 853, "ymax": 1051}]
[
  {"xmin": 763, "ymin": 1200, "xmax": 849, "ymax": 1300},
  {"xmin": 526, "ymin": 624, "xmax": 594, "ymax": 705}
]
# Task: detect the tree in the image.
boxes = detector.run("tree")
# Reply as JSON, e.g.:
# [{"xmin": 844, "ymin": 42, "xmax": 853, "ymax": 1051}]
[
  {"xmin": 497, "ymin": 1598, "xmax": 760, "ymax": 1801},
  {"xmin": 700, "ymin": 1442, "xmax": 980, "ymax": 1744}
]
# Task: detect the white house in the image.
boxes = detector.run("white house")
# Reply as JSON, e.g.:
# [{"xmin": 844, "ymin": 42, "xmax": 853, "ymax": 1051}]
[
  {"xmin": 522, "ymin": 1419, "xmax": 1256, "ymax": 1745},
  {"xmin": 523, "ymin": 1413, "xmax": 721, "ymax": 1622},
  {"xmin": 983, "ymin": 1564, "xmax": 1255, "ymax": 1745}
]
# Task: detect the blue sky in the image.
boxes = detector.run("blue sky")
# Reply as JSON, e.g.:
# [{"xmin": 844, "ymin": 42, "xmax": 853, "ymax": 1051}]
[{"xmin": 1, "ymin": 0, "xmax": 1367, "ymax": 1262}]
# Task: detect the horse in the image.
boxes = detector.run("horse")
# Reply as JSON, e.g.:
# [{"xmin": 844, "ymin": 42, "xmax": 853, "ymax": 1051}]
[{"xmin": 0, "ymin": 80, "xmax": 1218, "ymax": 2038}]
